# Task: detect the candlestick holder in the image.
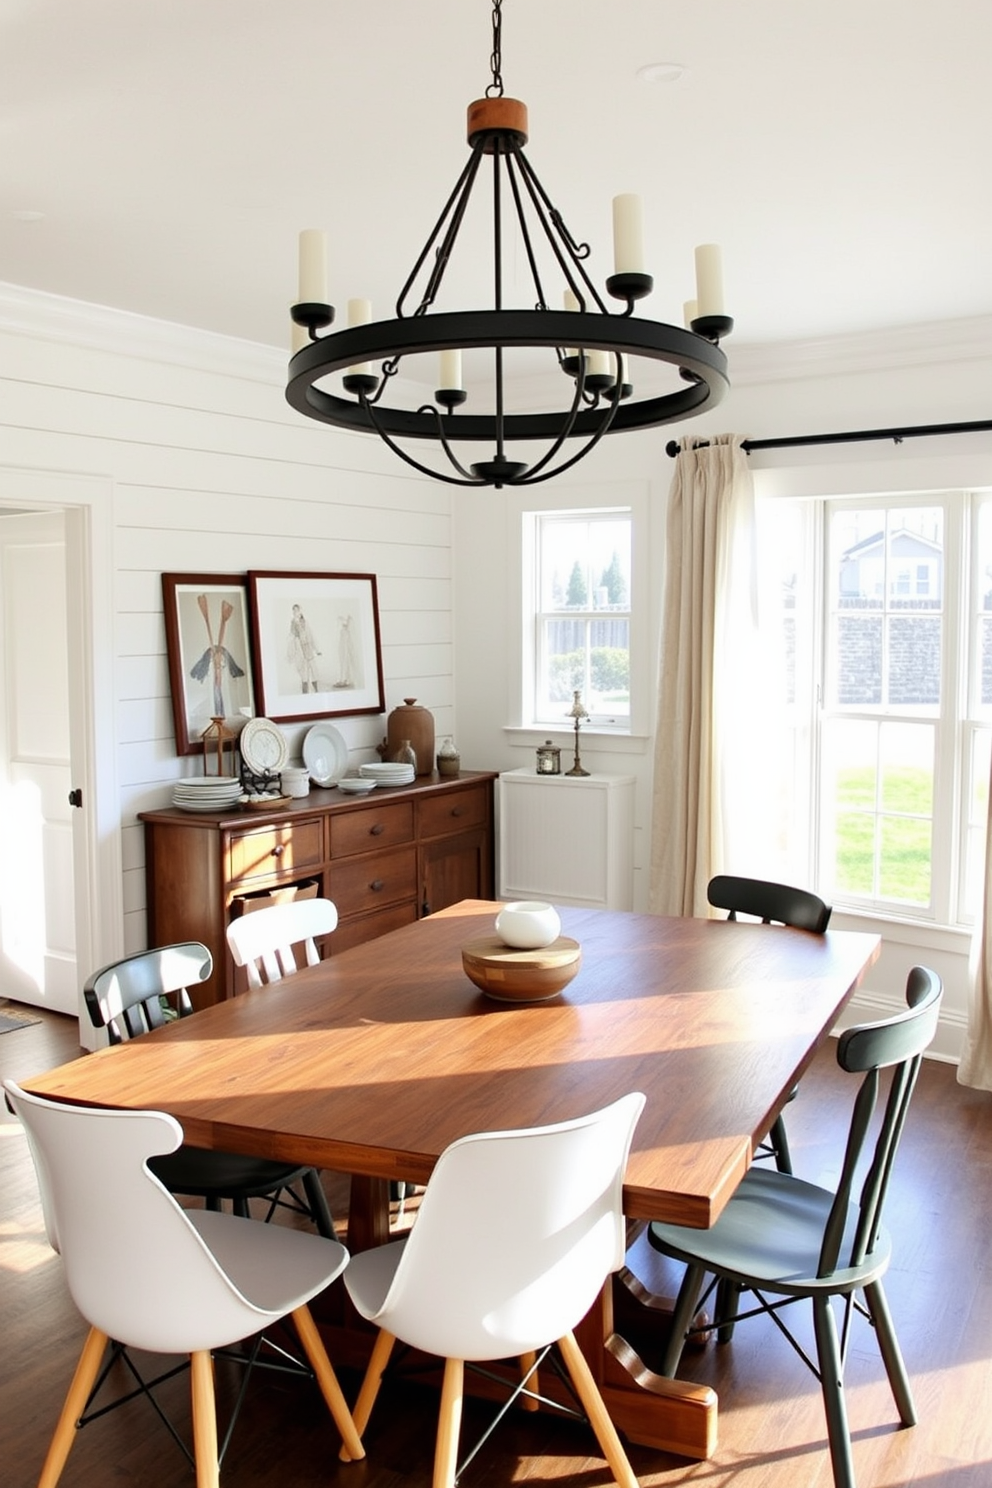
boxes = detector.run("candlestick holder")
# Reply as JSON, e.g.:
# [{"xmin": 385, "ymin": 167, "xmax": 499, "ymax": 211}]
[{"xmin": 565, "ymin": 690, "xmax": 590, "ymax": 777}]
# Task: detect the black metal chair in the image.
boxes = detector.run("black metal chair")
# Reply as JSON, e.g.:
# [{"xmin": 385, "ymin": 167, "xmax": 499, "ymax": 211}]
[
  {"xmin": 708, "ymin": 873, "xmax": 833, "ymax": 1173},
  {"xmin": 648, "ymin": 966, "xmax": 942, "ymax": 1488},
  {"xmin": 83, "ymin": 942, "xmax": 334, "ymax": 1236}
]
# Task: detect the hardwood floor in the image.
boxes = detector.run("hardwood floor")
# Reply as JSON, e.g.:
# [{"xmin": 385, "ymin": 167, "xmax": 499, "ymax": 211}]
[{"xmin": 2, "ymin": 1003, "xmax": 991, "ymax": 1487}]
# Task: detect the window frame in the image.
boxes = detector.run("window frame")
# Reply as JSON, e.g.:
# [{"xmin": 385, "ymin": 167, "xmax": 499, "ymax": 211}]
[
  {"xmin": 776, "ymin": 486, "xmax": 989, "ymax": 929},
  {"xmin": 531, "ymin": 508, "xmax": 633, "ymax": 730},
  {"xmin": 507, "ymin": 480, "xmax": 652, "ymax": 745}
]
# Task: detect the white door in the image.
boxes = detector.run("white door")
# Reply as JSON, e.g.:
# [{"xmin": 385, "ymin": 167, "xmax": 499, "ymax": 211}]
[{"xmin": 0, "ymin": 511, "xmax": 78, "ymax": 1013}]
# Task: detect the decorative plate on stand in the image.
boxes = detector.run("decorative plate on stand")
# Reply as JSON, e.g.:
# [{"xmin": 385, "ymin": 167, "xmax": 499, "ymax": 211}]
[{"xmin": 239, "ymin": 717, "xmax": 289, "ymax": 776}]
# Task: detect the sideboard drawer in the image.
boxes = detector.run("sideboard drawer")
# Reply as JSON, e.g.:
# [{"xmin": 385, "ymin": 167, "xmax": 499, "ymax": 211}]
[
  {"xmin": 418, "ymin": 784, "xmax": 489, "ymax": 839},
  {"xmin": 330, "ymin": 800, "xmax": 415, "ymax": 859},
  {"xmin": 228, "ymin": 818, "xmax": 324, "ymax": 883},
  {"xmin": 331, "ymin": 845, "xmax": 418, "ymax": 917}
]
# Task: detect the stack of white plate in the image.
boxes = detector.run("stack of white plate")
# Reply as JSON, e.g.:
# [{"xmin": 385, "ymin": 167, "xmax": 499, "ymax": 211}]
[
  {"xmin": 173, "ymin": 776, "xmax": 243, "ymax": 813},
  {"xmin": 359, "ymin": 761, "xmax": 416, "ymax": 787}
]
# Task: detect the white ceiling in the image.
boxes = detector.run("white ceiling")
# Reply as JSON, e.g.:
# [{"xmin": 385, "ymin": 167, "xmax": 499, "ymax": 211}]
[{"xmin": 1, "ymin": 0, "xmax": 990, "ymax": 358}]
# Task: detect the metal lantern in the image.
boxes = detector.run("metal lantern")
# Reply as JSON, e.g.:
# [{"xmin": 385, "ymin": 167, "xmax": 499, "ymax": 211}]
[{"xmin": 536, "ymin": 739, "xmax": 561, "ymax": 775}]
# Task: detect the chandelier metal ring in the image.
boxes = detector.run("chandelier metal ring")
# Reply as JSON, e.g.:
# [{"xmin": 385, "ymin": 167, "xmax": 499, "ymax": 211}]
[{"xmin": 287, "ymin": 310, "xmax": 729, "ymax": 442}]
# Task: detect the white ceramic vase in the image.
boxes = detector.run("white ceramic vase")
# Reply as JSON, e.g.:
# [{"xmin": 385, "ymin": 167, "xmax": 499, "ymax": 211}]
[{"xmin": 495, "ymin": 901, "xmax": 561, "ymax": 950}]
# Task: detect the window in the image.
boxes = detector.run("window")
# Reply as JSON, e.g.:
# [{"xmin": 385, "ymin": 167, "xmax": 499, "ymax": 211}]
[
  {"xmin": 530, "ymin": 510, "xmax": 631, "ymax": 727},
  {"xmin": 762, "ymin": 489, "xmax": 992, "ymax": 926}
]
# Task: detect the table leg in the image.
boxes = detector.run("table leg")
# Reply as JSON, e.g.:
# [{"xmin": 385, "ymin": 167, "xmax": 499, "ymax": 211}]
[
  {"xmin": 346, "ymin": 1174, "xmax": 391, "ymax": 1251},
  {"xmin": 571, "ymin": 1267, "xmax": 717, "ymax": 1459}
]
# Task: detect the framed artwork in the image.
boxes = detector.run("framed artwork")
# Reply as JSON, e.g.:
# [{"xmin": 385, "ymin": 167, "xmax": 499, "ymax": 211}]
[
  {"xmin": 162, "ymin": 574, "xmax": 257, "ymax": 756},
  {"xmin": 247, "ymin": 570, "xmax": 386, "ymax": 723}
]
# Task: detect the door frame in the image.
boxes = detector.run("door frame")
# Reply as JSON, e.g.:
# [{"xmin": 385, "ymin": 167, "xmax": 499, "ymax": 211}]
[{"xmin": 0, "ymin": 466, "xmax": 122, "ymax": 1039}]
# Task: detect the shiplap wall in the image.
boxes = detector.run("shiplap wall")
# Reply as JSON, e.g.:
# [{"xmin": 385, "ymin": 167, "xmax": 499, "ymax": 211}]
[{"xmin": 0, "ymin": 287, "xmax": 453, "ymax": 959}]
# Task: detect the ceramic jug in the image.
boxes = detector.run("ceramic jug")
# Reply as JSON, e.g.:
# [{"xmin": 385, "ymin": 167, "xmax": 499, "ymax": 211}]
[{"xmin": 386, "ymin": 698, "xmax": 435, "ymax": 775}]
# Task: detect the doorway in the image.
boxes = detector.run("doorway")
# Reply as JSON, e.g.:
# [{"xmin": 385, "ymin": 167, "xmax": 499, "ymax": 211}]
[
  {"xmin": 0, "ymin": 468, "xmax": 122, "ymax": 1044},
  {"xmin": 0, "ymin": 511, "xmax": 76, "ymax": 1013}
]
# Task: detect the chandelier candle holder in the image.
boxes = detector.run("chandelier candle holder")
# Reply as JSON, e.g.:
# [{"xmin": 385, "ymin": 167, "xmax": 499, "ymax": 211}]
[
  {"xmin": 565, "ymin": 691, "xmax": 590, "ymax": 778},
  {"xmin": 286, "ymin": 0, "xmax": 732, "ymax": 489}
]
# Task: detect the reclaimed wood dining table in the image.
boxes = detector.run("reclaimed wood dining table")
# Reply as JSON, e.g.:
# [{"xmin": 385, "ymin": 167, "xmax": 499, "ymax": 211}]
[{"xmin": 23, "ymin": 898, "xmax": 880, "ymax": 1460}]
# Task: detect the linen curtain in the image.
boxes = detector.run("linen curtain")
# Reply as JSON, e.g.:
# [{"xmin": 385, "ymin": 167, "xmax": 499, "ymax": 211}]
[
  {"xmin": 649, "ymin": 434, "xmax": 760, "ymax": 917},
  {"xmin": 959, "ymin": 750, "xmax": 992, "ymax": 1090}
]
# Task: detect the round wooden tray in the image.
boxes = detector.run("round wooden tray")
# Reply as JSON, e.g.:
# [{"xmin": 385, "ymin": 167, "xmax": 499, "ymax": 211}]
[{"xmin": 461, "ymin": 935, "xmax": 581, "ymax": 1002}]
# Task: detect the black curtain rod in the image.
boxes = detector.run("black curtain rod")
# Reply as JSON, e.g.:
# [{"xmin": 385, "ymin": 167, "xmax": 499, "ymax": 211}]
[{"xmin": 665, "ymin": 417, "xmax": 992, "ymax": 458}]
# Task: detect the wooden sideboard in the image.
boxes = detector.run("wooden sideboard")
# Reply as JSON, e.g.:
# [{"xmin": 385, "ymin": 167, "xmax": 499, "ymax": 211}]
[{"xmin": 139, "ymin": 771, "xmax": 496, "ymax": 1007}]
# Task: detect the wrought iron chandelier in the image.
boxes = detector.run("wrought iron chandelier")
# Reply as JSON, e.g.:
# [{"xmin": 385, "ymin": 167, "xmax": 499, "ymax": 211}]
[{"xmin": 286, "ymin": 0, "xmax": 732, "ymax": 488}]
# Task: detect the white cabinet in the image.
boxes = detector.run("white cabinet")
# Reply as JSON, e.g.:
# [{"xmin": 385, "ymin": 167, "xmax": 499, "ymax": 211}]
[{"xmin": 498, "ymin": 768, "xmax": 635, "ymax": 910}]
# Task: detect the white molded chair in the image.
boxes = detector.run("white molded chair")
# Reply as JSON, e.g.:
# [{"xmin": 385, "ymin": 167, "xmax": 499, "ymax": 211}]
[
  {"xmin": 4, "ymin": 1079, "xmax": 364, "ymax": 1488},
  {"xmin": 226, "ymin": 896, "xmax": 339, "ymax": 988},
  {"xmin": 341, "ymin": 1092, "xmax": 646, "ymax": 1488}
]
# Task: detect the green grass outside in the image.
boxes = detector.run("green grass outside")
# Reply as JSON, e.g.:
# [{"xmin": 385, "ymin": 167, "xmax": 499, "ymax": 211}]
[{"xmin": 834, "ymin": 766, "xmax": 932, "ymax": 903}]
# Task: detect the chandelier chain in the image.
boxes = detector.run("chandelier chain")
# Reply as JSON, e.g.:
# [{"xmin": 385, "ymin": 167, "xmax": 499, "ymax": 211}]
[{"xmin": 486, "ymin": 0, "xmax": 504, "ymax": 97}]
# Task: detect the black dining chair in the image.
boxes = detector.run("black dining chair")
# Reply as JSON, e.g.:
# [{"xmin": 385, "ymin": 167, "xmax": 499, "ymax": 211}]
[
  {"xmin": 83, "ymin": 942, "xmax": 335, "ymax": 1237},
  {"xmin": 708, "ymin": 873, "xmax": 833, "ymax": 1174},
  {"xmin": 648, "ymin": 965, "xmax": 942, "ymax": 1488}
]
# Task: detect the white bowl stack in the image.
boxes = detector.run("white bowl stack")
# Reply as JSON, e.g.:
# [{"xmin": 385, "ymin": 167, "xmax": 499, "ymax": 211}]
[
  {"xmin": 173, "ymin": 776, "xmax": 243, "ymax": 813},
  {"xmin": 359, "ymin": 761, "xmax": 416, "ymax": 787}
]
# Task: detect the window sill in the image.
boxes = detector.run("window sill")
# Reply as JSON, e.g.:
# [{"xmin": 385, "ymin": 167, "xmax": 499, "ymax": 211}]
[
  {"xmin": 829, "ymin": 905, "xmax": 973, "ymax": 954},
  {"xmin": 503, "ymin": 725, "xmax": 650, "ymax": 757}
]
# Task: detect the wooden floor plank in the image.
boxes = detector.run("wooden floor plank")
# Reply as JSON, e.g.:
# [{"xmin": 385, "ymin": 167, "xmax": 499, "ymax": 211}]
[{"xmin": 2, "ymin": 1004, "xmax": 991, "ymax": 1486}]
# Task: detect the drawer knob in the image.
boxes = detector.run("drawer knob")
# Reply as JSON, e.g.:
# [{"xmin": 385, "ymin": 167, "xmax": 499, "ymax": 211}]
[
  {"xmin": 451, "ymin": 807, "xmax": 463, "ymax": 817},
  {"xmin": 272, "ymin": 844, "xmax": 285, "ymax": 857},
  {"xmin": 370, "ymin": 879, "xmax": 384, "ymax": 892},
  {"xmin": 370, "ymin": 823, "xmax": 385, "ymax": 836}
]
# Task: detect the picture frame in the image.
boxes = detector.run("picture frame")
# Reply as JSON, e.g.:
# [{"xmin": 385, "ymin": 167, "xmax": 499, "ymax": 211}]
[
  {"xmin": 162, "ymin": 574, "xmax": 257, "ymax": 756},
  {"xmin": 247, "ymin": 570, "xmax": 386, "ymax": 723}
]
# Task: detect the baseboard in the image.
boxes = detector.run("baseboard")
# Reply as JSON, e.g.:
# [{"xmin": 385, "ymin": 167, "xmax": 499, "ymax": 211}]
[{"xmin": 833, "ymin": 986, "xmax": 964, "ymax": 1065}]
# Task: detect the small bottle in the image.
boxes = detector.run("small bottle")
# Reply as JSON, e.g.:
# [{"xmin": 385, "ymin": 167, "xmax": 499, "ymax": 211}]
[
  {"xmin": 394, "ymin": 738, "xmax": 417, "ymax": 768},
  {"xmin": 437, "ymin": 737, "xmax": 461, "ymax": 777}
]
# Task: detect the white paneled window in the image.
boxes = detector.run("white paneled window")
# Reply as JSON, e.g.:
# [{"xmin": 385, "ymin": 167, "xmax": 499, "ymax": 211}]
[
  {"xmin": 529, "ymin": 509, "xmax": 632, "ymax": 729},
  {"xmin": 763, "ymin": 488, "xmax": 992, "ymax": 926}
]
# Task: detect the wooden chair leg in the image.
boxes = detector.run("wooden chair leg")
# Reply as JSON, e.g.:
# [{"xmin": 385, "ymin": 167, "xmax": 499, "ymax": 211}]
[
  {"xmin": 433, "ymin": 1357, "xmax": 464, "ymax": 1488},
  {"xmin": 338, "ymin": 1327, "xmax": 396, "ymax": 1461},
  {"xmin": 291, "ymin": 1304, "xmax": 364, "ymax": 1461},
  {"xmin": 37, "ymin": 1326, "xmax": 109, "ymax": 1488},
  {"xmin": 519, "ymin": 1349, "xmax": 540, "ymax": 1410},
  {"xmin": 190, "ymin": 1349, "xmax": 219, "ymax": 1488},
  {"xmin": 557, "ymin": 1330, "xmax": 639, "ymax": 1488}
]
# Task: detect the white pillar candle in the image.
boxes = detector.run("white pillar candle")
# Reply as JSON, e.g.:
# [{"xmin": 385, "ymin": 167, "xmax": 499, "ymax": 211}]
[
  {"xmin": 587, "ymin": 349, "xmax": 611, "ymax": 379},
  {"xmin": 694, "ymin": 244, "xmax": 724, "ymax": 317},
  {"xmin": 298, "ymin": 229, "xmax": 328, "ymax": 304},
  {"xmin": 612, "ymin": 194, "xmax": 644, "ymax": 275},
  {"xmin": 563, "ymin": 289, "xmax": 580, "ymax": 358},
  {"xmin": 683, "ymin": 299, "xmax": 698, "ymax": 329},
  {"xmin": 347, "ymin": 297, "xmax": 373, "ymax": 377},
  {"xmin": 439, "ymin": 349, "xmax": 463, "ymax": 390}
]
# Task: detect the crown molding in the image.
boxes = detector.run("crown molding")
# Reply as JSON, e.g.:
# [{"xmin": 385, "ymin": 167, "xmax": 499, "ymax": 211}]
[
  {"xmin": 730, "ymin": 315, "xmax": 992, "ymax": 384},
  {"xmin": 0, "ymin": 280, "xmax": 286, "ymax": 384}
]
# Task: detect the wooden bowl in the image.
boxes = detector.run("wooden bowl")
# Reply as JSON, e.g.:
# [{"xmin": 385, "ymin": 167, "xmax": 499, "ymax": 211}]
[{"xmin": 461, "ymin": 935, "xmax": 581, "ymax": 1002}]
